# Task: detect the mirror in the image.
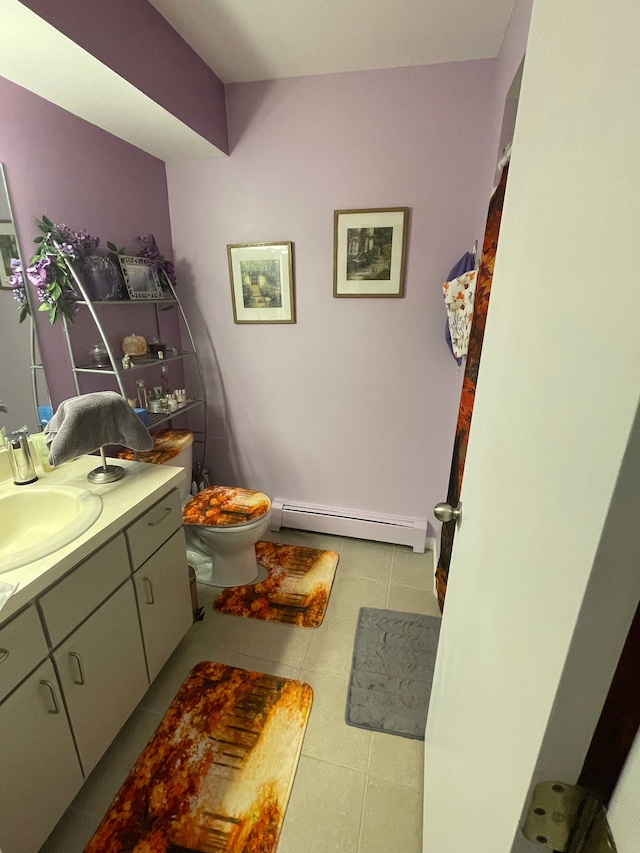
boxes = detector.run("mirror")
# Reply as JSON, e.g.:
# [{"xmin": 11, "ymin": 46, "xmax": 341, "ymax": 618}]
[{"xmin": 0, "ymin": 163, "xmax": 50, "ymax": 434}]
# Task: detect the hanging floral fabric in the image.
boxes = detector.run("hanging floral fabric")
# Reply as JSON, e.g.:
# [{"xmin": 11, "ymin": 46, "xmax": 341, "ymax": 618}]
[
  {"xmin": 442, "ymin": 268, "xmax": 477, "ymax": 360},
  {"xmin": 443, "ymin": 250, "xmax": 475, "ymax": 365}
]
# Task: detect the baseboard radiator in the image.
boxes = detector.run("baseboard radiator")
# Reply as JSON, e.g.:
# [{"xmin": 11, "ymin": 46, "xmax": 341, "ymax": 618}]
[{"xmin": 270, "ymin": 498, "xmax": 431, "ymax": 553}]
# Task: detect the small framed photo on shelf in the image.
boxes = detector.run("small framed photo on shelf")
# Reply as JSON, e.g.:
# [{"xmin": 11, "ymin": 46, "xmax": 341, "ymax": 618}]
[
  {"xmin": 118, "ymin": 256, "xmax": 162, "ymax": 300},
  {"xmin": 333, "ymin": 207, "xmax": 409, "ymax": 298},
  {"xmin": 227, "ymin": 242, "xmax": 295, "ymax": 324}
]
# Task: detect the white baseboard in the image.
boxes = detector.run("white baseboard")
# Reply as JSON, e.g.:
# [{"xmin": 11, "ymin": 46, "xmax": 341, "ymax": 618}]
[{"xmin": 270, "ymin": 498, "xmax": 430, "ymax": 553}]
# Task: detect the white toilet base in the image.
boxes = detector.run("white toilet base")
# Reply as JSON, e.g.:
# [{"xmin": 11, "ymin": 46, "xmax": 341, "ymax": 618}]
[{"xmin": 185, "ymin": 526, "xmax": 261, "ymax": 588}]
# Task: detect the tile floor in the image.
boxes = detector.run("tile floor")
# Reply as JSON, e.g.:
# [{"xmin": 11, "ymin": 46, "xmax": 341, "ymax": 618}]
[{"xmin": 41, "ymin": 529, "xmax": 441, "ymax": 853}]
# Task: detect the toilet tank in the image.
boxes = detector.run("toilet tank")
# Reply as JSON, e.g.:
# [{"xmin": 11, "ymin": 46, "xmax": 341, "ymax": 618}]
[{"xmin": 118, "ymin": 429, "xmax": 193, "ymax": 504}]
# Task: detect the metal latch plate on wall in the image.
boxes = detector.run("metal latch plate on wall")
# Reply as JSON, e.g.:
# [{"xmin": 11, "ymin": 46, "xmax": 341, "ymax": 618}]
[{"xmin": 522, "ymin": 781, "xmax": 616, "ymax": 853}]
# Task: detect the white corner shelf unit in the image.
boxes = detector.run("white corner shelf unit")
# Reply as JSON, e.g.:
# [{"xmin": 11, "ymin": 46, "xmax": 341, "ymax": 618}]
[{"xmin": 59, "ymin": 261, "xmax": 207, "ymax": 464}]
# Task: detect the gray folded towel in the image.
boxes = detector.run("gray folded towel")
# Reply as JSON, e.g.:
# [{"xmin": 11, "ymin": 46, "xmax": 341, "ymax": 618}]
[{"xmin": 45, "ymin": 391, "xmax": 153, "ymax": 467}]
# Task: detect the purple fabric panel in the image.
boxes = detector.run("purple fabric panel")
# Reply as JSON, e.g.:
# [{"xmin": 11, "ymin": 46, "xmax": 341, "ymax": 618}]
[
  {"xmin": 0, "ymin": 74, "xmax": 173, "ymax": 407},
  {"xmin": 20, "ymin": 0, "xmax": 229, "ymax": 154},
  {"xmin": 447, "ymin": 251, "xmax": 475, "ymax": 282},
  {"xmin": 444, "ymin": 251, "xmax": 475, "ymax": 364}
]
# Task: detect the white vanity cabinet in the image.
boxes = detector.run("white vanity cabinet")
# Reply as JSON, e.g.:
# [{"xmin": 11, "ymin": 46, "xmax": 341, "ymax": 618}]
[
  {"xmin": 126, "ymin": 489, "xmax": 192, "ymax": 682},
  {"xmin": 52, "ymin": 582, "xmax": 149, "ymax": 776},
  {"xmin": 0, "ymin": 480, "xmax": 192, "ymax": 853},
  {"xmin": 40, "ymin": 533, "xmax": 149, "ymax": 777},
  {"xmin": 132, "ymin": 527, "xmax": 193, "ymax": 682},
  {"xmin": 0, "ymin": 615, "xmax": 83, "ymax": 853}
]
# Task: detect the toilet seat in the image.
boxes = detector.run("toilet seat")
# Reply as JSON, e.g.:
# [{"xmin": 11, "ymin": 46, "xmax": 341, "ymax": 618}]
[{"xmin": 183, "ymin": 486, "xmax": 271, "ymax": 528}]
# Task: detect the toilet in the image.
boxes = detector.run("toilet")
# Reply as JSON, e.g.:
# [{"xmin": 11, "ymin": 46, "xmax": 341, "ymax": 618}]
[
  {"xmin": 119, "ymin": 431, "xmax": 271, "ymax": 588},
  {"xmin": 182, "ymin": 486, "xmax": 271, "ymax": 587}
]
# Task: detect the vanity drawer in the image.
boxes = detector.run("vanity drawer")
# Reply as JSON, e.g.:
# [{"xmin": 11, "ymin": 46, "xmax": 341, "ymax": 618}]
[
  {"xmin": 40, "ymin": 534, "xmax": 130, "ymax": 648},
  {"xmin": 126, "ymin": 489, "xmax": 182, "ymax": 570},
  {"xmin": 0, "ymin": 605, "xmax": 49, "ymax": 703}
]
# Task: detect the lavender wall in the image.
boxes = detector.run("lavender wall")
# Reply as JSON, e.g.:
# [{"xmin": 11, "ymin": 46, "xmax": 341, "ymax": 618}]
[
  {"xmin": 166, "ymin": 62, "xmax": 497, "ymax": 528},
  {"xmin": 21, "ymin": 0, "xmax": 228, "ymax": 154},
  {"xmin": 0, "ymin": 74, "xmax": 173, "ymax": 407}
]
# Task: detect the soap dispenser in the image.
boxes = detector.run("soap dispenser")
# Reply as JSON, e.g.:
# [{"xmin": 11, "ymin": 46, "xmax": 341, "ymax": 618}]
[{"xmin": 6, "ymin": 427, "xmax": 38, "ymax": 485}]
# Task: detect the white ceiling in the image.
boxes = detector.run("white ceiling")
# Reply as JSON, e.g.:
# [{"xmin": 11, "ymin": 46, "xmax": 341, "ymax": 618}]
[
  {"xmin": 148, "ymin": 0, "xmax": 516, "ymax": 83},
  {"xmin": 1, "ymin": 0, "xmax": 516, "ymax": 161}
]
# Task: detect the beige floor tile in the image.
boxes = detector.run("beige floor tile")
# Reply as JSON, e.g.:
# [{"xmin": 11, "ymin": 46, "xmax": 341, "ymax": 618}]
[
  {"xmin": 359, "ymin": 776, "xmax": 423, "ymax": 853},
  {"xmin": 326, "ymin": 574, "xmax": 388, "ymax": 621},
  {"xmin": 368, "ymin": 731, "xmax": 425, "ymax": 789},
  {"xmin": 299, "ymin": 669, "xmax": 372, "ymax": 772},
  {"xmin": 387, "ymin": 583, "xmax": 442, "ymax": 617},
  {"xmin": 70, "ymin": 708, "xmax": 162, "ymax": 819},
  {"xmin": 391, "ymin": 547, "xmax": 435, "ymax": 590},
  {"xmin": 303, "ymin": 615, "xmax": 357, "ymax": 679},
  {"xmin": 40, "ymin": 808, "xmax": 101, "ymax": 853},
  {"xmin": 262, "ymin": 527, "xmax": 345, "ymax": 553},
  {"xmin": 337, "ymin": 537, "xmax": 394, "ymax": 582},
  {"xmin": 278, "ymin": 755, "xmax": 366, "ymax": 853},
  {"xmin": 233, "ymin": 616, "xmax": 313, "ymax": 668},
  {"xmin": 137, "ymin": 639, "xmax": 230, "ymax": 714},
  {"xmin": 225, "ymin": 651, "xmax": 301, "ymax": 681},
  {"xmin": 183, "ymin": 603, "xmax": 247, "ymax": 655}
]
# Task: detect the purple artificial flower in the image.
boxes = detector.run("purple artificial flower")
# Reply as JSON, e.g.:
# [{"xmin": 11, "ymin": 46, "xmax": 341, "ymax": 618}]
[
  {"xmin": 137, "ymin": 234, "xmax": 177, "ymax": 287},
  {"xmin": 161, "ymin": 259, "xmax": 177, "ymax": 287},
  {"xmin": 26, "ymin": 253, "xmax": 57, "ymax": 289},
  {"xmin": 8, "ymin": 259, "xmax": 27, "ymax": 305}
]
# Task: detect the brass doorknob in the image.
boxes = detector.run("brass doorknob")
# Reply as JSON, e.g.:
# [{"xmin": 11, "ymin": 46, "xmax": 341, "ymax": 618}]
[{"xmin": 433, "ymin": 502, "xmax": 462, "ymax": 524}]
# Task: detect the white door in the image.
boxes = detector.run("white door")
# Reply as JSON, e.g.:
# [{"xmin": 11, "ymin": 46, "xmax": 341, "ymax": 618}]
[{"xmin": 422, "ymin": 1, "xmax": 640, "ymax": 851}]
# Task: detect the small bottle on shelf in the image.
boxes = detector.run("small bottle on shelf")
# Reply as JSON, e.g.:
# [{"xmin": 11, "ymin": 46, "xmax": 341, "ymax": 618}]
[
  {"xmin": 160, "ymin": 364, "xmax": 170, "ymax": 396},
  {"xmin": 136, "ymin": 379, "xmax": 148, "ymax": 409}
]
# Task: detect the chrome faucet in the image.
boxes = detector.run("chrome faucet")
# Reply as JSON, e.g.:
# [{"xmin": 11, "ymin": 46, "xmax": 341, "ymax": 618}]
[{"xmin": 5, "ymin": 427, "xmax": 38, "ymax": 485}]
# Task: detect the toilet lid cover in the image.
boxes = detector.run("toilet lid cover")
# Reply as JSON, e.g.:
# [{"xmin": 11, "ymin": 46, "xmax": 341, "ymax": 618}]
[{"xmin": 183, "ymin": 486, "xmax": 271, "ymax": 528}]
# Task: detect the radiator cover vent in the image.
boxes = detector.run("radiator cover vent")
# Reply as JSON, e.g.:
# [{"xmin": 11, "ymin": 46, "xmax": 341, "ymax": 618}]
[{"xmin": 270, "ymin": 499, "xmax": 429, "ymax": 553}]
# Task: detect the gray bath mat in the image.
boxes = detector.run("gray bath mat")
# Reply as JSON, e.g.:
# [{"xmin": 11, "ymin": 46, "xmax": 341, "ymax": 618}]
[{"xmin": 346, "ymin": 607, "xmax": 441, "ymax": 740}]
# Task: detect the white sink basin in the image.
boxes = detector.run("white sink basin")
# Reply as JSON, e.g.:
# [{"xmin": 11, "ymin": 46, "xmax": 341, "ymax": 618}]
[{"xmin": 0, "ymin": 485, "xmax": 103, "ymax": 573}]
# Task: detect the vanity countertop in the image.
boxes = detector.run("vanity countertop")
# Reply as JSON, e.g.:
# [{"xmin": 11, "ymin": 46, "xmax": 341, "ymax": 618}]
[{"xmin": 0, "ymin": 455, "xmax": 184, "ymax": 625}]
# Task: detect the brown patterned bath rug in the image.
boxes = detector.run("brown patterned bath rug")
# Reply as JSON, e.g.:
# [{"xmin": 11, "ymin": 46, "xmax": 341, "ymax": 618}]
[
  {"xmin": 85, "ymin": 662, "xmax": 313, "ymax": 853},
  {"xmin": 213, "ymin": 541, "xmax": 339, "ymax": 628}
]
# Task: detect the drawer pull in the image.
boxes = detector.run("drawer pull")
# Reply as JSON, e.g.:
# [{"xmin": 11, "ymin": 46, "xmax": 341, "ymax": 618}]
[
  {"xmin": 0, "ymin": 648, "xmax": 9, "ymax": 664},
  {"xmin": 147, "ymin": 507, "xmax": 172, "ymax": 527},
  {"xmin": 69, "ymin": 651, "xmax": 86, "ymax": 685},
  {"xmin": 40, "ymin": 679, "xmax": 60, "ymax": 714},
  {"xmin": 143, "ymin": 576, "xmax": 155, "ymax": 605}
]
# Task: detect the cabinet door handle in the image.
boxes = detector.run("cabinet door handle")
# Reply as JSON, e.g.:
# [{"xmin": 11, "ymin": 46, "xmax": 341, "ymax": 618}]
[
  {"xmin": 69, "ymin": 651, "xmax": 85, "ymax": 685},
  {"xmin": 143, "ymin": 576, "xmax": 155, "ymax": 605},
  {"xmin": 148, "ymin": 507, "xmax": 172, "ymax": 527},
  {"xmin": 40, "ymin": 679, "xmax": 60, "ymax": 714},
  {"xmin": 0, "ymin": 648, "xmax": 9, "ymax": 664}
]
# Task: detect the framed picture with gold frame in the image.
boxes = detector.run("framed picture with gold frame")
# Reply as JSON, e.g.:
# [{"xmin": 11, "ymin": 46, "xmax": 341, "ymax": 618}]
[
  {"xmin": 227, "ymin": 242, "xmax": 295, "ymax": 324},
  {"xmin": 333, "ymin": 207, "xmax": 409, "ymax": 297}
]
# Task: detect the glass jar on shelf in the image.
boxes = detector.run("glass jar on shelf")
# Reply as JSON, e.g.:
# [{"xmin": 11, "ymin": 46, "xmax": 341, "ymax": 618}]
[{"xmin": 88, "ymin": 343, "xmax": 110, "ymax": 367}]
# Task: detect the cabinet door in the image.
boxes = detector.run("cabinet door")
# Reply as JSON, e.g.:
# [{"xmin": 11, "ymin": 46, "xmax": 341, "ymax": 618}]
[
  {"xmin": 54, "ymin": 581, "xmax": 148, "ymax": 777},
  {"xmin": 0, "ymin": 604, "xmax": 49, "ymax": 703},
  {"xmin": 0, "ymin": 659, "xmax": 83, "ymax": 853},
  {"xmin": 134, "ymin": 527, "xmax": 192, "ymax": 682}
]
